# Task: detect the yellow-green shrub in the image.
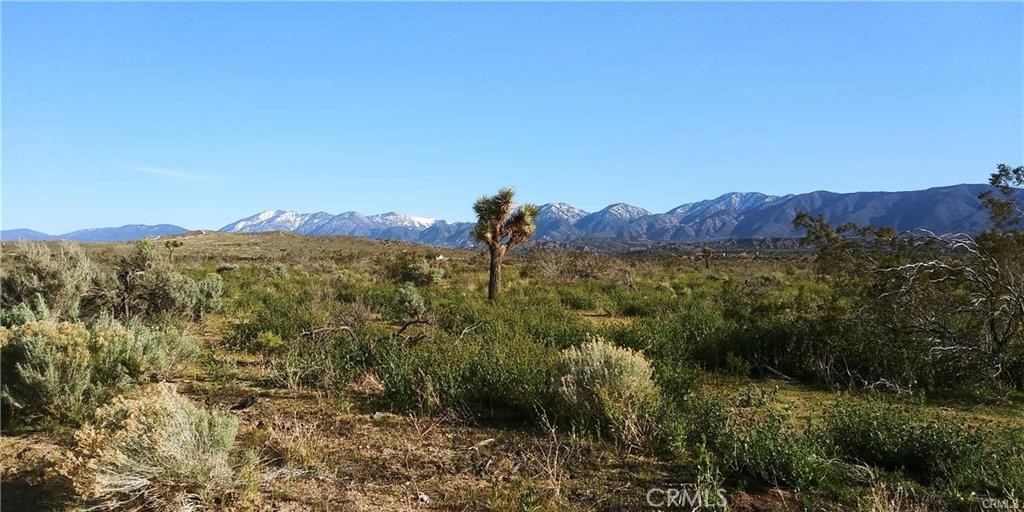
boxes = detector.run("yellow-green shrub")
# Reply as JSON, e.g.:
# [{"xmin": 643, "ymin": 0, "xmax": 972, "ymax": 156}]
[
  {"xmin": 553, "ymin": 336, "xmax": 661, "ymax": 447},
  {"xmin": 0, "ymin": 319, "xmax": 193, "ymax": 427},
  {"xmin": 65, "ymin": 384, "xmax": 238, "ymax": 511}
]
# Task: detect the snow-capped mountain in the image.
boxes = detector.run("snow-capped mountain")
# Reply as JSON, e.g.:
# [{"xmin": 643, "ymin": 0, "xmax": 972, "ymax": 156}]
[
  {"xmin": 575, "ymin": 203, "xmax": 651, "ymax": 237},
  {"xmin": 7, "ymin": 185, "xmax": 1014, "ymax": 246},
  {"xmin": 629, "ymin": 192, "xmax": 787, "ymax": 241},
  {"xmin": 367, "ymin": 212, "xmax": 437, "ymax": 229},
  {"xmin": 301, "ymin": 212, "xmax": 369, "ymax": 237},
  {"xmin": 668, "ymin": 192, "xmax": 782, "ymax": 218},
  {"xmin": 219, "ymin": 209, "xmax": 321, "ymax": 233},
  {"xmin": 222, "ymin": 210, "xmax": 439, "ymax": 236},
  {"xmin": 211, "ymin": 186, "xmax": 1016, "ymax": 246},
  {"xmin": 220, "ymin": 209, "xmax": 442, "ymax": 243},
  {"xmin": 535, "ymin": 203, "xmax": 589, "ymax": 240},
  {"xmin": 538, "ymin": 203, "xmax": 588, "ymax": 224},
  {"xmin": 293, "ymin": 212, "xmax": 337, "ymax": 235}
]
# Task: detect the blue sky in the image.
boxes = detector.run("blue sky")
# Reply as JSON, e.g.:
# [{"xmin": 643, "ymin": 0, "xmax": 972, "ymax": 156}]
[{"xmin": 3, "ymin": 2, "xmax": 1022, "ymax": 233}]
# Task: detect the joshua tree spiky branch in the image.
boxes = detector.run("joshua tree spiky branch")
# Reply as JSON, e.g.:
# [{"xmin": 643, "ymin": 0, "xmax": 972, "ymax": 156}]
[{"xmin": 472, "ymin": 187, "xmax": 538, "ymax": 301}]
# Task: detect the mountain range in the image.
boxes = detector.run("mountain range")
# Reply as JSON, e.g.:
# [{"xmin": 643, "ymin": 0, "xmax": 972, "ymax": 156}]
[
  {"xmin": 2, "ymin": 184, "xmax": 1013, "ymax": 246},
  {"xmin": 0, "ymin": 224, "xmax": 190, "ymax": 243}
]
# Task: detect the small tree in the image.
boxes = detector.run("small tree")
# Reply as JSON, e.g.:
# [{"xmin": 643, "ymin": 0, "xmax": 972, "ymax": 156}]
[
  {"xmin": 699, "ymin": 246, "xmax": 714, "ymax": 270},
  {"xmin": 472, "ymin": 188, "xmax": 538, "ymax": 301},
  {"xmin": 164, "ymin": 239, "xmax": 184, "ymax": 263}
]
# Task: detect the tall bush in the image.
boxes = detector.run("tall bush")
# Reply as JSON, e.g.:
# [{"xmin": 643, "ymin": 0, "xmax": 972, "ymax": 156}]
[{"xmin": 0, "ymin": 242, "xmax": 93, "ymax": 320}]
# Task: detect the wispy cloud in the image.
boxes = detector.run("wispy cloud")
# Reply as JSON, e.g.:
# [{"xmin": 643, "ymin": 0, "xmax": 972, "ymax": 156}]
[{"xmin": 127, "ymin": 166, "xmax": 248, "ymax": 182}]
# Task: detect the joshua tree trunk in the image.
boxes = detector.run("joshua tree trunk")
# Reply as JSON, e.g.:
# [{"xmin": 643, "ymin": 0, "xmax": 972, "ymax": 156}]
[{"xmin": 488, "ymin": 246, "xmax": 504, "ymax": 301}]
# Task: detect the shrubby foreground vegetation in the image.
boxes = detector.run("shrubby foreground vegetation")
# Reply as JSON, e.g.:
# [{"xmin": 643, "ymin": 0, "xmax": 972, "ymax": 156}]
[{"xmin": 1, "ymin": 168, "xmax": 1022, "ymax": 511}]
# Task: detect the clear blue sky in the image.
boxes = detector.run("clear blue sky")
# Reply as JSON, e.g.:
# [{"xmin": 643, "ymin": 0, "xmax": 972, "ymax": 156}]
[{"xmin": 3, "ymin": 2, "xmax": 1022, "ymax": 233}]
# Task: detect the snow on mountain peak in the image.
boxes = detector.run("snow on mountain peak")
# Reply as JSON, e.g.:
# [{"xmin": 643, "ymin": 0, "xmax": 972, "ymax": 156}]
[
  {"xmin": 601, "ymin": 203, "xmax": 650, "ymax": 221},
  {"xmin": 369, "ymin": 212, "xmax": 438, "ymax": 228},
  {"xmin": 221, "ymin": 209, "xmax": 311, "ymax": 233},
  {"xmin": 538, "ymin": 203, "xmax": 588, "ymax": 223},
  {"xmin": 255, "ymin": 209, "xmax": 284, "ymax": 220},
  {"xmin": 668, "ymin": 192, "xmax": 780, "ymax": 217}
]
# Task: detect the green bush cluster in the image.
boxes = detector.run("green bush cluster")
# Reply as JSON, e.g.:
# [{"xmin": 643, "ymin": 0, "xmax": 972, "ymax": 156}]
[
  {"xmin": 683, "ymin": 388, "xmax": 829, "ymax": 490},
  {"xmin": 229, "ymin": 268, "xmax": 341, "ymax": 349},
  {"xmin": 268, "ymin": 333, "xmax": 362, "ymax": 392},
  {"xmin": 1, "ymin": 299, "xmax": 51, "ymax": 327},
  {"xmin": 1, "ymin": 241, "xmax": 223, "ymax": 323},
  {"xmin": 0, "ymin": 319, "xmax": 194, "ymax": 427},
  {"xmin": 374, "ymin": 326, "xmax": 669, "ymax": 448},
  {"xmin": 429, "ymin": 287, "xmax": 591, "ymax": 350},
  {"xmin": 0, "ymin": 242, "xmax": 94, "ymax": 320},
  {"xmin": 95, "ymin": 241, "xmax": 223, "ymax": 320},
  {"xmin": 601, "ymin": 273, "xmax": 953, "ymax": 395},
  {"xmin": 375, "ymin": 332, "xmax": 555, "ymax": 419},
  {"xmin": 822, "ymin": 398, "xmax": 1024, "ymax": 498},
  {"xmin": 396, "ymin": 282, "xmax": 427, "ymax": 319},
  {"xmin": 557, "ymin": 286, "xmax": 600, "ymax": 310},
  {"xmin": 378, "ymin": 251, "xmax": 445, "ymax": 286},
  {"xmin": 676, "ymin": 390, "xmax": 1023, "ymax": 499}
]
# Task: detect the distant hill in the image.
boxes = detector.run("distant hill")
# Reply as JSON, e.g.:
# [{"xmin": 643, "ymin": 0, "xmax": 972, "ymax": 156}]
[
  {"xmin": 5, "ymin": 184, "xmax": 1017, "ymax": 246},
  {"xmin": 1, "ymin": 224, "xmax": 188, "ymax": 243},
  {"xmin": 0, "ymin": 229, "xmax": 57, "ymax": 242}
]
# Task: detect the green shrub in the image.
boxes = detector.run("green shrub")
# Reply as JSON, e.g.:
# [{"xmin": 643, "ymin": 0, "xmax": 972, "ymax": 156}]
[
  {"xmin": 249, "ymin": 331, "xmax": 284, "ymax": 356},
  {"xmin": 684, "ymin": 388, "xmax": 828, "ymax": 490},
  {"xmin": 229, "ymin": 270, "xmax": 339, "ymax": 349},
  {"xmin": 0, "ymin": 300, "xmax": 50, "ymax": 327},
  {"xmin": 268, "ymin": 334, "xmax": 361, "ymax": 393},
  {"xmin": 608, "ymin": 287, "xmax": 675, "ymax": 318},
  {"xmin": 379, "ymin": 251, "xmax": 444, "ymax": 285},
  {"xmin": 823, "ymin": 395, "xmax": 1007, "ymax": 491},
  {"xmin": 558, "ymin": 287, "xmax": 599, "ymax": 310},
  {"xmin": 0, "ymin": 319, "xmax": 193, "ymax": 427},
  {"xmin": 942, "ymin": 426, "xmax": 1024, "ymax": 501},
  {"xmin": 733, "ymin": 406, "xmax": 827, "ymax": 489},
  {"xmin": 429, "ymin": 287, "xmax": 590, "ymax": 350},
  {"xmin": 0, "ymin": 242, "xmax": 93, "ymax": 320},
  {"xmin": 376, "ymin": 332, "xmax": 555, "ymax": 419},
  {"xmin": 402, "ymin": 259, "xmax": 445, "ymax": 286},
  {"xmin": 1, "ymin": 321, "xmax": 95, "ymax": 426},
  {"xmin": 552, "ymin": 336, "xmax": 661, "ymax": 447},
  {"xmin": 65, "ymin": 384, "xmax": 238, "ymax": 510},
  {"xmin": 194, "ymin": 273, "xmax": 224, "ymax": 318},
  {"xmin": 723, "ymin": 352, "xmax": 752, "ymax": 377},
  {"xmin": 77, "ymin": 241, "xmax": 224, "ymax": 321},
  {"xmin": 397, "ymin": 282, "xmax": 427, "ymax": 319},
  {"xmin": 201, "ymin": 353, "xmax": 240, "ymax": 385}
]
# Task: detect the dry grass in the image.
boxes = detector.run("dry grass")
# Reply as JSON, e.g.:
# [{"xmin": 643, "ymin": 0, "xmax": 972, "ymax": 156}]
[
  {"xmin": 265, "ymin": 414, "xmax": 332, "ymax": 474},
  {"xmin": 60, "ymin": 384, "xmax": 238, "ymax": 511},
  {"xmin": 855, "ymin": 466, "xmax": 945, "ymax": 512}
]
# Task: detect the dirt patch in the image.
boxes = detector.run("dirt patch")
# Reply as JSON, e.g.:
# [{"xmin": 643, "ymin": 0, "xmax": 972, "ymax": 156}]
[{"xmin": 0, "ymin": 433, "xmax": 74, "ymax": 511}]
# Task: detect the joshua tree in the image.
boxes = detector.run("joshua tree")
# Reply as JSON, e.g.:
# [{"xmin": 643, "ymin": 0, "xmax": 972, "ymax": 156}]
[
  {"xmin": 699, "ymin": 246, "xmax": 714, "ymax": 270},
  {"xmin": 472, "ymin": 188, "xmax": 538, "ymax": 301},
  {"xmin": 164, "ymin": 239, "xmax": 184, "ymax": 263}
]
